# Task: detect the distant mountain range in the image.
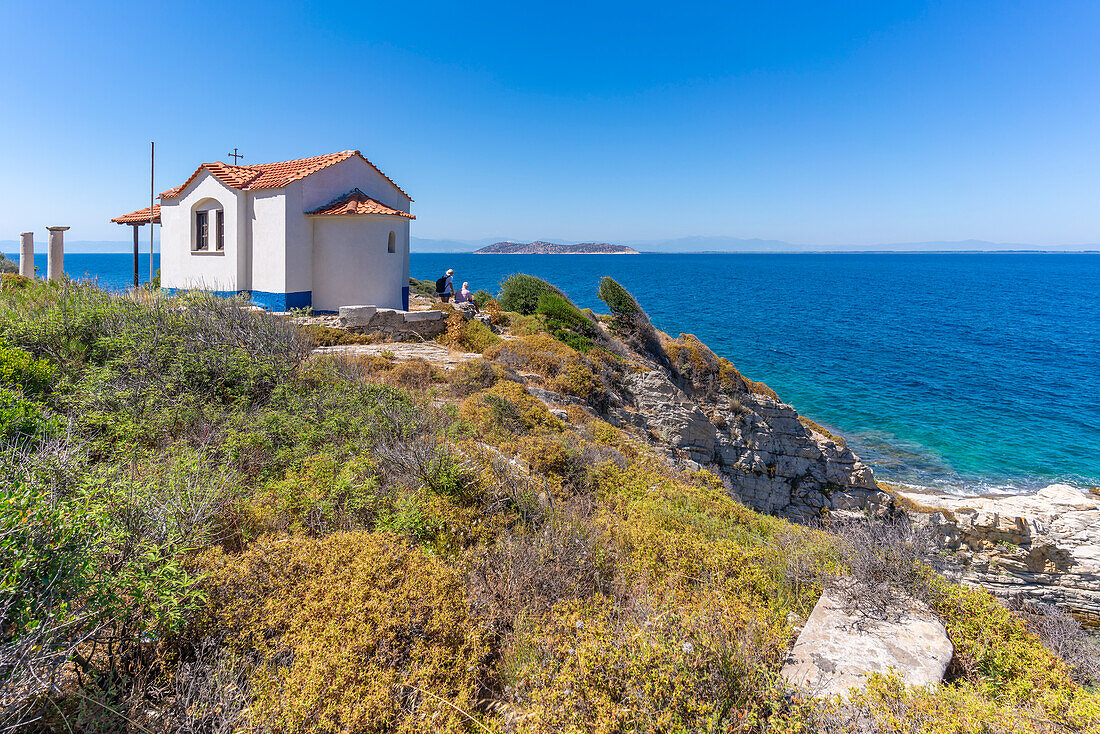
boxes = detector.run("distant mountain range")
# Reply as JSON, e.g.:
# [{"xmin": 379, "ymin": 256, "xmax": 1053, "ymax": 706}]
[
  {"xmin": 412, "ymin": 236, "xmax": 1100, "ymax": 254},
  {"xmin": 474, "ymin": 241, "xmax": 639, "ymax": 255}
]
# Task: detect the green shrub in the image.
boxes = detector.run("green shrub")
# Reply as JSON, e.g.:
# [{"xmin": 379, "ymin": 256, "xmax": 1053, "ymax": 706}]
[
  {"xmin": 0, "ymin": 283, "xmax": 310, "ymax": 454},
  {"xmin": 0, "ymin": 386, "xmax": 60, "ymax": 441},
  {"xmin": 385, "ymin": 358, "xmax": 441, "ymax": 389},
  {"xmin": 597, "ymin": 276, "xmax": 639, "ymax": 318},
  {"xmin": 597, "ymin": 276, "xmax": 663, "ymax": 360},
  {"xmin": 300, "ymin": 324, "xmax": 372, "ymax": 347},
  {"xmin": 535, "ymin": 292, "xmax": 598, "ymax": 351},
  {"xmin": 439, "ymin": 313, "xmax": 501, "ymax": 353},
  {"xmin": 260, "ymin": 452, "xmax": 381, "ymax": 535},
  {"xmin": 0, "ymin": 340, "xmax": 54, "ymax": 393},
  {"xmin": 1, "ymin": 481, "xmax": 96, "ymax": 648},
  {"xmin": 0, "ymin": 480, "xmax": 100, "ymax": 724},
  {"xmin": 460, "ymin": 380, "xmax": 564, "ymax": 441},
  {"xmin": 485, "ymin": 335, "xmax": 601, "ymax": 400},
  {"xmin": 1, "ymin": 273, "xmax": 36, "ymax": 290},
  {"xmin": 222, "ymin": 373, "xmax": 418, "ymax": 481},
  {"xmin": 498, "ymin": 274, "xmax": 566, "ymax": 315},
  {"xmin": 409, "ymin": 276, "xmax": 438, "ymax": 297},
  {"xmin": 472, "ymin": 289, "xmax": 495, "ymax": 309},
  {"xmin": 0, "ymin": 255, "xmax": 16, "ymax": 275}
]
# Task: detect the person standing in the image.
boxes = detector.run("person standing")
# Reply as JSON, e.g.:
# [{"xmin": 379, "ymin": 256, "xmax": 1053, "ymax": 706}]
[{"xmin": 435, "ymin": 268, "xmax": 455, "ymax": 303}]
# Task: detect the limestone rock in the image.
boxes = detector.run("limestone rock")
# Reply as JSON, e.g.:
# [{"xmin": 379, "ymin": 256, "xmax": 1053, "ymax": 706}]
[
  {"xmin": 782, "ymin": 586, "xmax": 953, "ymax": 698},
  {"xmin": 616, "ymin": 368, "xmax": 889, "ymax": 521},
  {"xmin": 901, "ymin": 484, "xmax": 1100, "ymax": 623},
  {"xmin": 624, "ymin": 370, "xmax": 717, "ymax": 464},
  {"xmin": 454, "ymin": 302, "xmax": 478, "ymax": 319}
]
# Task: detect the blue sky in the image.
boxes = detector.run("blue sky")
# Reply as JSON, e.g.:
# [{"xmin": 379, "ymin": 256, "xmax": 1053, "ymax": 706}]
[{"xmin": 1, "ymin": 0, "xmax": 1098, "ymax": 246}]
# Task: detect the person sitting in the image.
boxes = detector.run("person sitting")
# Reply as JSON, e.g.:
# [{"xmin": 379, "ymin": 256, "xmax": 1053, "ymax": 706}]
[{"xmin": 454, "ymin": 282, "xmax": 479, "ymax": 312}]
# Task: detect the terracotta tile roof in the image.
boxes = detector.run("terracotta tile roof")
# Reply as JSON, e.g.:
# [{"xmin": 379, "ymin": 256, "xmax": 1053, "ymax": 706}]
[
  {"xmin": 111, "ymin": 205, "xmax": 160, "ymax": 225},
  {"xmin": 305, "ymin": 188, "xmax": 416, "ymax": 219},
  {"xmin": 159, "ymin": 150, "xmax": 411, "ymax": 201}
]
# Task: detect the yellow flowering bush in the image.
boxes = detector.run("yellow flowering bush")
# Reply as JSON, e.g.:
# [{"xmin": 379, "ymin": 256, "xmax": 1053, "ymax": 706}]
[{"xmin": 201, "ymin": 533, "xmax": 488, "ymax": 734}]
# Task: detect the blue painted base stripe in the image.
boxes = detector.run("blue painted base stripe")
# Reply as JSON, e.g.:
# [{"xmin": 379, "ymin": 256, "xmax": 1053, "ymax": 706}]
[{"xmin": 161, "ymin": 287, "xmax": 312, "ymax": 312}]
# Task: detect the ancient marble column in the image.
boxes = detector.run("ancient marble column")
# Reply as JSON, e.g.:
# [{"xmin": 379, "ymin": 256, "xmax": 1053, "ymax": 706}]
[
  {"xmin": 19, "ymin": 232, "xmax": 34, "ymax": 277},
  {"xmin": 46, "ymin": 226, "xmax": 69, "ymax": 281}
]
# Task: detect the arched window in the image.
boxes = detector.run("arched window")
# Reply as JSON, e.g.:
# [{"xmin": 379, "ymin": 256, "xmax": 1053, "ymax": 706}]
[
  {"xmin": 387, "ymin": 231, "xmax": 396, "ymax": 253},
  {"xmin": 191, "ymin": 198, "xmax": 225, "ymax": 252}
]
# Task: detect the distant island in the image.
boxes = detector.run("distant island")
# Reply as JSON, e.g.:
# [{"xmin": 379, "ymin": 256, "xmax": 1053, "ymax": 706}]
[{"xmin": 473, "ymin": 240, "xmax": 639, "ymax": 255}]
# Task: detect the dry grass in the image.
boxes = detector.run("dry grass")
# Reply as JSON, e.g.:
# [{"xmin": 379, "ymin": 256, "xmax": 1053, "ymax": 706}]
[{"xmin": 797, "ymin": 415, "xmax": 848, "ymax": 448}]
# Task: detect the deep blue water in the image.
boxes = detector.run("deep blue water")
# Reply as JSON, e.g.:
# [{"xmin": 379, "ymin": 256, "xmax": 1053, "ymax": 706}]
[
  {"xmin": 20, "ymin": 253, "xmax": 162, "ymax": 292},
  {"xmin": 12, "ymin": 251, "xmax": 1099, "ymax": 494}
]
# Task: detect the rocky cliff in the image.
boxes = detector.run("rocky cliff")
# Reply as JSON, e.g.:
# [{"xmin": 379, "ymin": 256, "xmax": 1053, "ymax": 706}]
[{"xmin": 604, "ymin": 359, "xmax": 889, "ymax": 523}]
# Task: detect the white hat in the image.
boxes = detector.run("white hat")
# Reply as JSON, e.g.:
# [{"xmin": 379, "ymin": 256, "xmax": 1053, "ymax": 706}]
[{"xmin": 446, "ymin": 269, "xmax": 454, "ymax": 275}]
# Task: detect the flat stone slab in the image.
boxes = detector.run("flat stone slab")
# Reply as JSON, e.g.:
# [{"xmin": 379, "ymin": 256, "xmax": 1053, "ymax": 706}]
[
  {"xmin": 781, "ymin": 586, "xmax": 953, "ymax": 698},
  {"xmin": 312, "ymin": 342, "xmax": 481, "ymax": 370},
  {"xmin": 403, "ymin": 310, "xmax": 444, "ymax": 322},
  {"xmin": 338, "ymin": 305, "xmax": 377, "ymax": 327}
]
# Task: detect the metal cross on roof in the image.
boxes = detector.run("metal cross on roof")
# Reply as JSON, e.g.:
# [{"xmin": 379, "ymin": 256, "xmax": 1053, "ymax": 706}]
[{"xmin": 227, "ymin": 147, "xmax": 244, "ymax": 164}]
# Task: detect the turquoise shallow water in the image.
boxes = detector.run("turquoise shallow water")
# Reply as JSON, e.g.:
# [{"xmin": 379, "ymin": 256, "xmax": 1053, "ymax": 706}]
[{"xmin": 19, "ymin": 252, "xmax": 1100, "ymax": 495}]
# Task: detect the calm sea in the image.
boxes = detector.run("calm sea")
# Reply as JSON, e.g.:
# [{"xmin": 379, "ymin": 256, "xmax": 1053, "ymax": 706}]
[{"xmin": 13, "ymin": 251, "xmax": 1100, "ymax": 495}]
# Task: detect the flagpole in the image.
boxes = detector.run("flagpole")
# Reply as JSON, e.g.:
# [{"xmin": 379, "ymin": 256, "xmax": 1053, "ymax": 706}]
[{"xmin": 149, "ymin": 141, "xmax": 155, "ymax": 284}]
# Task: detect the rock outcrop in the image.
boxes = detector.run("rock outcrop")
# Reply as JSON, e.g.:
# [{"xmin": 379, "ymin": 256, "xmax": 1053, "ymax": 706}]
[
  {"xmin": 899, "ymin": 484, "xmax": 1100, "ymax": 623},
  {"xmin": 782, "ymin": 586, "xmax": 954, "ymax": 698},
  {"xmin": 608, "ymin": 365, "xmax": 889, "ymax": 523}
]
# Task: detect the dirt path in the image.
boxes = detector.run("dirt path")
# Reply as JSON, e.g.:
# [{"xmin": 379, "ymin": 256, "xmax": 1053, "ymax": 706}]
[{"xmin": 312, "ymin": 342, "xmax": 482, "ymax": 370}]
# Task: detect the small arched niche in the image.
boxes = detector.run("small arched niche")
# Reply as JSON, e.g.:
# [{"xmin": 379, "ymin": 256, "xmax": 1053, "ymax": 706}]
[{"xmin": 387, "ymin": 230, "xmax": 396, "ymax": 254}]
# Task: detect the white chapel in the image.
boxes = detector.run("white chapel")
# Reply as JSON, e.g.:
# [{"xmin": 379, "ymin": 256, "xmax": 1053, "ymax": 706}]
[{"xmin": 112, "ymin": 150, "xmax": 414, "ymax": 312}]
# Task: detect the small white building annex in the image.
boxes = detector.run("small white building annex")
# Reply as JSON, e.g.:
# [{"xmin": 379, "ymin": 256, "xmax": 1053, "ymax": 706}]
[{"xmin": 112, "ymin": 150, "xmax": 414, "ymax": 312}]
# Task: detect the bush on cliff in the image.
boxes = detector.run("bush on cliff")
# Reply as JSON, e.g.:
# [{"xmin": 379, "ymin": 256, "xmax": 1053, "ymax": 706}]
[
  {"xmin": 498, "ymin": 273, "xmax": 566, "ymax": 315},
  {"xmin": 535, "ymin": 291, "xmax": 599, "ymax": 351},
  {"xmin": 485, "ymin": 334, "xmax": 602, "ymax": 400},
  {"xmin": 597, "ymin": 276, "xmax": 664, "ymax": 361}
]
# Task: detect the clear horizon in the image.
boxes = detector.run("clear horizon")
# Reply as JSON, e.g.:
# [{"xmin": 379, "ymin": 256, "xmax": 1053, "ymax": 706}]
[
  {"xmin": 5, "ymin": 237, "xmax": 1099, "ymax": 255},
  {"xmin": 2, "ymin": 1, "xmax": 1099, "ymax": 245}
]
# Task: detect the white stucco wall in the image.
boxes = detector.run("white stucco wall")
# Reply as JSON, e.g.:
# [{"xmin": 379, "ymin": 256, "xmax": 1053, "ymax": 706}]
[
  {"xmin": 159, "ymin": 171, "xmax": 240, "ymax": 292},
  {"xmin": 249, "ymin": 190, "xmax": 286, "ymax": 294},
  {"xmin": 311, "ymin": 216, "xmax": 409, "ymax": 312},
  {"xmin": 280, "ymin": 182, "xmax": 313, "ymax": 295}
]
